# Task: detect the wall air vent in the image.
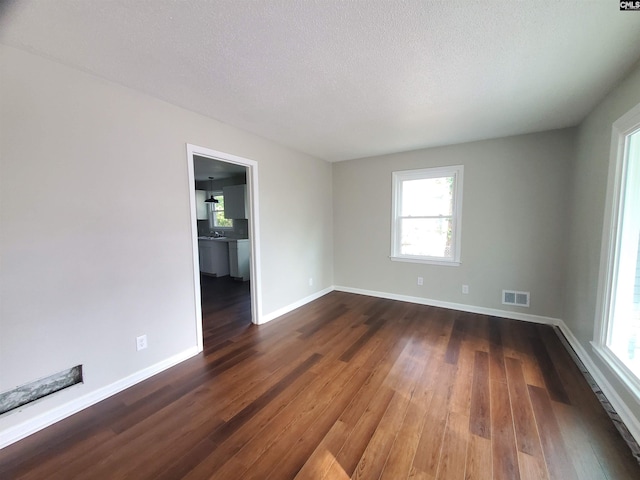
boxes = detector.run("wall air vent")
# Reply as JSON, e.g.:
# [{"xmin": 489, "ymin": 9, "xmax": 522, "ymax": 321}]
[
  {"xmin": 0, "ymin": 365, "xmax": 83, "ymax": 415},
  {"xmin": 502, "ymin": 290, "xmax": 530, "ymax": 307}
]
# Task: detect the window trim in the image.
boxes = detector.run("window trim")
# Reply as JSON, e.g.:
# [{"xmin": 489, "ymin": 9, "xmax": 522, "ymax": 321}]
[
  {"xmin": 390, "ymin": 165, "xmax": 464, "ymax": 266},
  {"xmin": 208, "ymin": 190, "xmax": 233, "ymax": 230},
  {"xmin": 592, "ymin": 100, "xmax": 640, "ymax": 404}
]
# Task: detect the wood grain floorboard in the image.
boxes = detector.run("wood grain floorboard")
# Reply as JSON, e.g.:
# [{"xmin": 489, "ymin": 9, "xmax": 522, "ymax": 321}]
[
  {"xmin": 378, "ymin": 398, "xmax": 429, "ymax": 480},
  {"xmin": 489, "ymin": 318, "xmax": 508, "ymax": 383},
  {"xmin": 325, "ymin": 385, "xmax": 395, "ymax": 478},
  {"xmin": 504, "ymin": 357, "xmax": 543, "ymax": 457},
  {"xmin": 436, "ymin": 411, "xmax": 470, "ymax": 479},
  {"xmin": 528, "ymin": 384, "xmax": 579, "ymax": 480},
  {"xmin": 444, "ymin": 315, "xmax": 466, "ymax": 365},
  {"xmin": 1, "ymin": 278, "xmax": 639, "ymax": 479},
  {"xmin": 491, "ymin": 379, "xmax": 521, "ymax": 480},
  {"xmin": 465, "ymin": 434, "xmax": 493, "ymax": 480},
  {"xmin": 469, "ymin": 350, "xmax": 491, "ymax": 439},
  {"xmin": 529, "ymin": 335, "xmax": 571, "ymax": 404}
]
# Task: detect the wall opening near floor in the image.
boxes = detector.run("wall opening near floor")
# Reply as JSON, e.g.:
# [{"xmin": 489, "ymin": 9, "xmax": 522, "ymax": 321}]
[{"xmin": 0, "ymin": 365, "xmax": 83, "ymax": 415}]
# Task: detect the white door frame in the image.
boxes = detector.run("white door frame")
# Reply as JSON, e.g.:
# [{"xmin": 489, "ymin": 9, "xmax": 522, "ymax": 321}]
[{"xmin": 186, "ymin": 143, "xmax": 262, "ymax": 352}]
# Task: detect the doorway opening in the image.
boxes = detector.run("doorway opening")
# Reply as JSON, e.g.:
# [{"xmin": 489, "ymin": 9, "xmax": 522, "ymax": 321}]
[{"xmin": 186, "ymin": 144, "xmax": 262, "ymax": 353}]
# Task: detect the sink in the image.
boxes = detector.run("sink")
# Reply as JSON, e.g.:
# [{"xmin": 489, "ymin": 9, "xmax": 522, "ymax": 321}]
[{"xmin": 199, "ymin": 236, "xmax": 230, "ymax": 241}]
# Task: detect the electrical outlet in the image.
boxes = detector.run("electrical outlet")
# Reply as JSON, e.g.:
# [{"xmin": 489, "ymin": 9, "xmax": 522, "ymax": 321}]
[
  {"xmin": 136, "ymin": 335, "xmax": 148, "ymax": 351},
  {"xmin": 417, "ymin": 276, "xmax": 423, "ymax": 286},
  {"xmin": 309, "ymin": 277, "xmax": 313, "ymax": 286},
  {"xmin": 462, "ymin": 284, "xmax": 469, "ymax": 294}
]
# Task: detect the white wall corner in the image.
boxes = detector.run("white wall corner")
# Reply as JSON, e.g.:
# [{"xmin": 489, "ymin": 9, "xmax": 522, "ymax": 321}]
[
  {"xmin": 259, "ymin": 286, "xmax": 335, "ymax": 324},
  {"xmin": 333, "ymin": 285, "xmax": 561, "ymax": 326}
]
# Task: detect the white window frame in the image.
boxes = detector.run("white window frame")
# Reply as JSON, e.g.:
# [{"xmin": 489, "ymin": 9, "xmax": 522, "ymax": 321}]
[
  {"xmin": 593, "ymin": 101, "xmax": 640, "ymax": 403},
  {"xmin": 390, "ymin": 165, "xmax": 463, "ymax": 266},
  {"xmin": 207, "ymin": 190, "xmax": 233, "ymax": 231}
]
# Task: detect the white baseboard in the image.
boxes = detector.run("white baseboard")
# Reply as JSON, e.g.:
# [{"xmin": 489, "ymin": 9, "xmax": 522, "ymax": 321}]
[
  {"xmin": 5, "ymin": 286, "xmax": 640, "ymax": 452},
  {"xmin": 333, "ymin": 285, "xmax": 562, "ymax": 326},
  {"xmin": 259, "ymin": 286, "xmax": 334, "ymax": 324},
  {"xmin": 0, "ymin": 346, "xmax": 200, "ymax": 450},
  {"xmin": 556, "ymin": 320, "xmax": 640, "ymax": 445}
]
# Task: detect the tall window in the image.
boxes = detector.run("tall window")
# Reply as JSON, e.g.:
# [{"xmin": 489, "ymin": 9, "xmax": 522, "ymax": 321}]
[
  {"xmin": 391, "ymin": 165, "xmax": 463, "ymax": 265},
  {"xmin": 208, "ymin": 192, "xmax": 233, "ymax": 230},
  {"xmin": 595, "ymin": 103, "xmax": 640, "ymax": 397}
]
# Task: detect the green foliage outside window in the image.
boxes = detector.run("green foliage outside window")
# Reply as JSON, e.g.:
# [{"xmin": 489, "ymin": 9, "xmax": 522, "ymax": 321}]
[{"xmin": 210, "ymin": 194, "xmax": 233, "ymax": 228}]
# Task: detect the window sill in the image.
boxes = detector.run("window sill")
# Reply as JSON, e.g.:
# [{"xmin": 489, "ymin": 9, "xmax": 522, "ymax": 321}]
[
  {"xmin": 591, "ymin": 341, "xmax": 640, "ymax": 405},
  {"xmin": 389, "ymin": 255, "xmax": 461, "ymax": 267}
]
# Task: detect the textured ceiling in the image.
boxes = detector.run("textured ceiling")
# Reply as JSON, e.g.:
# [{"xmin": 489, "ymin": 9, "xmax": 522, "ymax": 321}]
[{"xmin": 2, "ymin": 1, "xmax": 640, "ymax": 162}]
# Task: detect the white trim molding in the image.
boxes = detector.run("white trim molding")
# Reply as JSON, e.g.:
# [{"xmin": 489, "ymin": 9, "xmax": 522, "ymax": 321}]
[
  {"xmin": 555, "ymin": 323, "xmax": 640, "ymax": 445},
  {"xmin": 594, "ymin": 101, "xmax": 640, "ymax": 348},
  {"xmin": 592, "ymin": 101, "xmax": 640, "ymax": 421},
  {"xmin": 0, "ymin": 346, "xmax": 199, "ymax": 450},
  {"xmin": 390, "ymin": 165, "xmax": 464, "ymax": 266},
  {"xmin": 333, "ymin": 285, "xmax": 560, "ymax": 326},
  {"xmin": 260, "ymin": 287, "xmax": 334, "ymax": 324},
  {"xmin": 590, "ymin": 342, "xmax": 640, "ymax": 405},
  {"xmin": 186, "ymin": 143, "xmax": 263, "ymax": 332},
  {"xmin": 5, "ymin": 284, "xmax": 640, "ymax": 451}
]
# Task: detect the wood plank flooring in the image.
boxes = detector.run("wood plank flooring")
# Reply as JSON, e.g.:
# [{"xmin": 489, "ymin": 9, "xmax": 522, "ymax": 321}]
[{"xmin": 1, "ymin": 277, "xmax": 639, "ymax": 479}]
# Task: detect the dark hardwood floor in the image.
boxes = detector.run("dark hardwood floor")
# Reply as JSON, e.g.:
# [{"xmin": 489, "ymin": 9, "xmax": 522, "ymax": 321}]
[{"xmin": 1, "ymin": 280, "xmax": 639, "ymax": 479}]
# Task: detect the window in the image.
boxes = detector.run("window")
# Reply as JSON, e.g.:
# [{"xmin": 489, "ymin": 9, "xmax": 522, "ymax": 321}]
[
  {"xmin": 208, "ymin": 192, "xmax": 233, "ymax": 230},
  {"xmin": 391, "ymin": 165, "xmax": 463, "ymax": 265},
  {"xmin": 594, "ymin": 102, "xmax": 640, "ymax": 400}
]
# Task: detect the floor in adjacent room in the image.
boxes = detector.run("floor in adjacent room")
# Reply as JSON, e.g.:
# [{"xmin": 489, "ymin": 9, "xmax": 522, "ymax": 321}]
[{"xmin": 1, "ymin": 287, "xmax": 639, "ymax": 479}]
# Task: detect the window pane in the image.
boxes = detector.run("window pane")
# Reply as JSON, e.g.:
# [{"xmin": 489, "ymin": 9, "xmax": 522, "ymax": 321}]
[
  {"xmin": 207, "ymin": 194, "xmax": 233, "ymax": 228},
  {"xmin": 608, "ymin": 129, "xmax": 640, "ymax": 376},
  {"xmin": 402, "ymin": 176, "xmax": 453, "ymax": 217},
  {"xmin": 400, "ymin": 217, "xmax": 452, "ymax": 258},
  {"xmin": 214, "ymin": 211, "xmax": 233, "ymax": 228},
  {"xmin": 391, "ymin": 166, "xmax": 463, "ymax": 264},
  {"xmin": 213, "ymin": 195, "xmax": 225, "ymax": 212}
]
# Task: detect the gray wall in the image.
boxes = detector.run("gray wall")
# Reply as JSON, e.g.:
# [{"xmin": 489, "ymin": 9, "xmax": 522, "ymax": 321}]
[
  {"xmin": 333, "ymin": 129, "xmax": 575, "ymax": 319},
  {"xmin": 0, "ymin": 45, "xmax": 333, "ymax": 433},
  {"xmin": 564, "ymin": 59, "xmax": 640, "ymax": 421}
]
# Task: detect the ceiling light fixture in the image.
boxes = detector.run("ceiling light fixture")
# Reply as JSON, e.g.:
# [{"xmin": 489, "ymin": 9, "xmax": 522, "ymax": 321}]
[{"xmin": 204, "ymin": 177, "xmax": 218, "ymax": 203}]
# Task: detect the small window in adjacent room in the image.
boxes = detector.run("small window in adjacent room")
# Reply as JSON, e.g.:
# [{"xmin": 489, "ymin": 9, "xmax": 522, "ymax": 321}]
[
  {"xmin": 208, "ymin": 192, "xmax": 233, "ymax": 230},
  {"xmin": 391, "ymin": 165, "xmax": 463, "ymax": 265},
  {"xmin": 594, "ymin": 102, "xmax": 640, "ymax": 399}
]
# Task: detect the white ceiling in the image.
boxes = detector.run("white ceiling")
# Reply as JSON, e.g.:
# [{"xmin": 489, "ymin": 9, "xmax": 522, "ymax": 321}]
[
  {"xmin": 194, "ymin": 155, "xmax": 246, "ymax": 181},
  {"xmin": 2, "ymin": 1, "xmax": 640, "ymax": 162}
]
